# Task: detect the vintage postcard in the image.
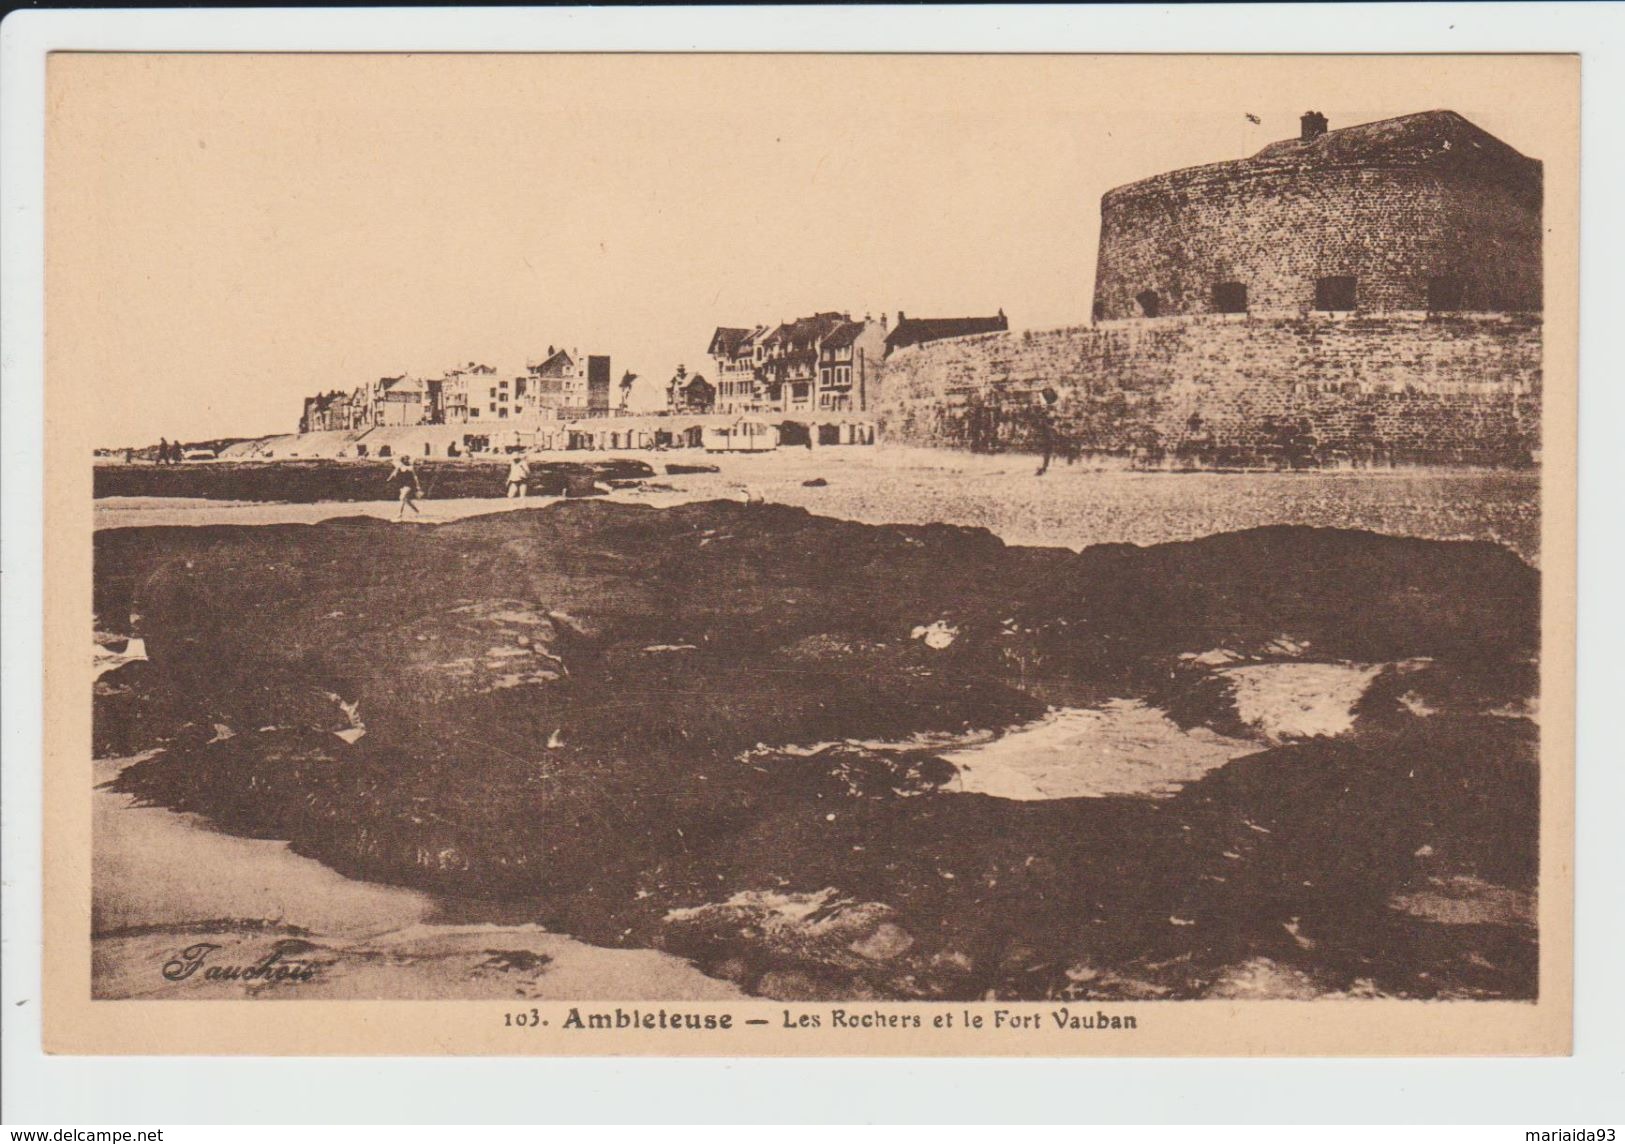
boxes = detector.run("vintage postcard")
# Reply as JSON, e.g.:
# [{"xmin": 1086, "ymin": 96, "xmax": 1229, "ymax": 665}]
[{"xmin": 42, "ymin": 52, "xmax": 1576, "ymax": 1056}]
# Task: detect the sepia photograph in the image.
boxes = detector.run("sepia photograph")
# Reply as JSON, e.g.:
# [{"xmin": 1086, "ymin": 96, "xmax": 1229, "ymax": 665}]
[{"xmin": 37, "ymin": 50, "xmax": 1576, "ymax": 1057}]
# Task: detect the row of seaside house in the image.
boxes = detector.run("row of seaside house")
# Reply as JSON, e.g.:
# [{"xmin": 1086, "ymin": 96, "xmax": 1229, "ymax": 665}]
[
  {"xmin": 257, "ymin": 408, "xmax": 879, "ymax": 460},
  {"xmin": 293, "ymin": 309, "xmax": 1009, "ymax": 455},
  {"xmin": 300, "ymin": 347, "xmax": 615, "ymax": 434},
  {"xmin": 703, "ymin": 309, "xmax": 1008, "ymax": 417}
]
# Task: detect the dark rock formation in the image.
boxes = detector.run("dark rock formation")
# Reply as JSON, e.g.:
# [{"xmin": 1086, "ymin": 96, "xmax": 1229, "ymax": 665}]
[{"xmin": 97, "ymin": 501, "xmax": 1540, "ymax": 1000}]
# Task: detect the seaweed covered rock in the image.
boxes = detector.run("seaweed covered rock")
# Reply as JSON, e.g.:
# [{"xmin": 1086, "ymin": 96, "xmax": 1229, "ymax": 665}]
[{"xmin": 95, "ymin": 500, "xmax": 1541, "ymax": 999}]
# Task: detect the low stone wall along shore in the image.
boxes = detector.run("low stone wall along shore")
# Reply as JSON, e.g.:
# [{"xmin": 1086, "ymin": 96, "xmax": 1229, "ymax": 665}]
[{"xmin": 875, "ymin": 313, "xmax": 1540, "ymax": 469}]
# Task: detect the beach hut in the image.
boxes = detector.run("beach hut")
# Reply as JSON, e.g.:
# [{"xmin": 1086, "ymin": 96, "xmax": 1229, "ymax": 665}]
[{"xmin": 705, "ymin": 419, "xmax": 779, "ymax": 453}]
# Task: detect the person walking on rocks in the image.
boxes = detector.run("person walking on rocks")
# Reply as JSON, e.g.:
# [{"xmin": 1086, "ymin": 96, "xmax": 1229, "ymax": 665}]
[
  {"xmin": 389, "ymin": 454, "xmax": 423, "ymax": 520},
  {"xmin": 505, "ymin": 454, "xmax": 530, "ymax": 499}
]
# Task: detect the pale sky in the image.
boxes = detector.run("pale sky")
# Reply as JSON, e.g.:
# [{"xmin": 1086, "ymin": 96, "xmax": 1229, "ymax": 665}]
[{"xmin": 47, "ymin": 54, "xmax": 1572, "ymax": 445}]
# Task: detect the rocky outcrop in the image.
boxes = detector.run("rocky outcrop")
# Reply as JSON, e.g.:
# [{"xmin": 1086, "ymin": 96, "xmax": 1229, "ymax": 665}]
[{"xmin": 97, "ymin": 500, "xmax": 1540, "ymax": 1000}]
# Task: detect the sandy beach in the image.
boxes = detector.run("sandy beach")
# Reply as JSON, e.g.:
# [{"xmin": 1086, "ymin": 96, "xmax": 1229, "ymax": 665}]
[
  {"xmin": 93, "ymin": 755, "xmax": 744, "ymax": 1001},
  {"xmin": 95, "ymin": 446, "xmax": 1542, "ymax": 564}
]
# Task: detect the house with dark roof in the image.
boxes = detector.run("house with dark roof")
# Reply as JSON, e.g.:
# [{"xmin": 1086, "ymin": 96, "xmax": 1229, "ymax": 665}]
[
  {"xmin": 710, "ymin": 312, "xmax": 888, "ymax": 415},
  {"xmin": 816, "ymin": 318, "xmax": 888, "ymax": 413},
  {"xmin": 883, "ymin": 310, "xmax": 1009, "ymax": 357},
  {"xmin": 299, "ymin": 389, "xmax": 351, "ymax": 434},
  {"xmin": 524, "ymin": 349, "xmax": 580, "ymax": 418},
  {"xmin": 708, "ymin": 325, "xmax": 769, "ymax": 415},
  {"xmin": 374, "ymin": 374, "xmax": 430, "ymax": 428},
  {"xmin": 759, "ymin": 312, "xmax": 847, "ymax": 414},
  {"xmin": 665, "ymin": 365, "xmax": 716, "ymax": 415},
  {"xmin": 521, "ymin": 347, "xmax": 614, "ymax": 419},
  {"xmin": 345, "ymin": 385, "xmax": 370, "ymax": 431}
]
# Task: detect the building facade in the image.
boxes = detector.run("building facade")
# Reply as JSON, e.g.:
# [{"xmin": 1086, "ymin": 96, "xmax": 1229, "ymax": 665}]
[
  {"xmin": 302, "ymin": 346, "xmax": 614, "ymax": 435},
  {"xmin": 454, "ymin": 363, "xmax": 508, "ymax": 422},
  {"xmin": 374, "ymin": 375, "xmax": 429, "ymax": 427},
  {"xmin": 760, "ymin": 313, "xmax": 843, "ymax": 414},
  {"xmin": 815, "ymin": 318, "xmax": 887, "ymax": 413},
  {"xmin": 527, "ymin": 348, "xmax": 614, "ymax": 418},
  {"xmin": 666, "ymin": 366, "xmax": 716, "ymax": 414},
  {"xmin": 300, "ymin": 389, "xmax": 352, "ymax": 433},
  {"xmin": 708, "ymin": 326, "xmax": 768, "ymax": 415},
  {"xmin": 581, "ymin": 355, "xmax": 613, "ymax": 415},
  {"xmin": 346, "ymin": 386, "xmax": 371, "ymax": 430},
  {"xmin": 708, "ymin": 312, "xmax": 886, "ymax": 416},
  {"xmin": 434, "ymin": 363, "xmax": 489, "ymax": 424}
]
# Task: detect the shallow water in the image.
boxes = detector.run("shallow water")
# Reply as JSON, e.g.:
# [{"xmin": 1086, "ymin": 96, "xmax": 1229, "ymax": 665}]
[
  {"xmin": 1218, "ymin": 662, "xmax": 1387, "ymax": 742},
  {"xmin": 93, "ymin": 756, "xmax": 431, "ymax": 938},
  {"xmin": 753, "ymin": 700, "xmax": 1262, "ymax": 802},
  {"xmin": 936, "ymin": 700, "xmax": 1258, "ymax": 800},
  {"xmin": 93, "ymin": 637, "xmax": 147, "ymax": 680},
  {"xmin": 92, "ymin": 757, "xmax": 743, "ymax": 1000}
]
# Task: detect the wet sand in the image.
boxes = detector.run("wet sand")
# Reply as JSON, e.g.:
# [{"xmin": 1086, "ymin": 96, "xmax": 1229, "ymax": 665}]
[
  {"xmin": 95, "ymin": 494, "xmax": 552, "ymax": 531},
  {"xmin": 95, "ymin": 447, "xmax": 1541, "ymax": 564},
  {"xmin": 93, "ymin": 756, "xmax": 743, "ymax": 1000}
]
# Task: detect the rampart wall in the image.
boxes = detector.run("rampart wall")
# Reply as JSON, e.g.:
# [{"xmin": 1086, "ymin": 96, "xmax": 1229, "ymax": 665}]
[{"xmin": 874, "ymin": 314, "xmax": 1541, "ymax": 468}]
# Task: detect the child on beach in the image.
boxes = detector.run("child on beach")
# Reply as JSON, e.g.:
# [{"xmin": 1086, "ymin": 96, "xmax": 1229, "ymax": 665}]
[
  {"xmin": 389, "ymin": 455, "xmax": 423, "ymax": 519},
  {"xmin": 506, "ymin": 455, "xmax": 530, "ymax": 499}
]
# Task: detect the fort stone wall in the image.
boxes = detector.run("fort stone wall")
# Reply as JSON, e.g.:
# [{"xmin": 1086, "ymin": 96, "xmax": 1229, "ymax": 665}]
[
  {"xmin": 1094, "ymin": 165, "xmax": 1543, "ymax": 321},
  {"xmin": 874, "ymin": 314, "xmax": 1541, "ymax": 468}
]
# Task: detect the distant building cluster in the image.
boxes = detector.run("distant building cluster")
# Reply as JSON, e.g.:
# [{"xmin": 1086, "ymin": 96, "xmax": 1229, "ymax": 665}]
[
  {"xmin": 705, "ymin": 309, "xmax": 1007, "ymax": 417},
  {"xmin": 260, "ymin": 106, "xmax": 1539, "ymax": 472},
  {"xmin": 294, "ymin": 309, "xmax": 1013, "ymax": 446},
  {"xmin": 300, "ymin": 347, "xmax": 614, "ymax": 434}
]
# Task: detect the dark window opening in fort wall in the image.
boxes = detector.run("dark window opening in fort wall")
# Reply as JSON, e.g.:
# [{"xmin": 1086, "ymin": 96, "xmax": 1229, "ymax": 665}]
[
  {"xmin": 1213, "ymin": 281, "xmax": 1248, "ymax": 314},
  {"xmin": 1136, "ymin": 290, "xmax": 1161, "ymax": 318},
  {"xmin": 1315, "ymin": 276, "xmax": 1358, "ymax": 313},
  {"xmin": 1428, "ymin": 276, "xmax": 1466, "ymax": 312}
]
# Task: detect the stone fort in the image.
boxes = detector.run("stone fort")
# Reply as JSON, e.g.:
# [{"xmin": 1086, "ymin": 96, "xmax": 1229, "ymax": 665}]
[{"xmin": 876, "ymin": 110, "xmax": 1543, "ymax": 467}]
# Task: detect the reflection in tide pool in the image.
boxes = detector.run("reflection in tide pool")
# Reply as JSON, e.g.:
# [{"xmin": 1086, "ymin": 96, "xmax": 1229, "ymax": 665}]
[{"xmin": 939, "ymin": 700, "xmax": 1259, "ymax": 800}]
